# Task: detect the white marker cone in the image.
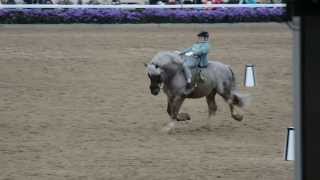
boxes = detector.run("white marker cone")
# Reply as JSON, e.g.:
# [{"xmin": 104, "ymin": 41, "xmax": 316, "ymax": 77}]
[
  {"xmin": 285, "ymin": 127, "xmax": 295, "ymax": 161},
  {"xmin": 244, "ymin": 64, "xmax": 256, "ymax": 87}
]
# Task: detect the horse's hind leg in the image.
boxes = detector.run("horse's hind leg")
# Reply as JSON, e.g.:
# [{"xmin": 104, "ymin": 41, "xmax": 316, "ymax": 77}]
[
  {"xmin": 219, "ymin": 90, "xmax": 243, "ymax": 121},
  {"xmin": 206, "ymin": 91, "xmax": 217, "ymax": 118},
  {"xmin": 204, "ymin": 91, "xmax": 217, "ymax": 129},
  {"xmin": 228, "ymin": 103, "xmax": 243, "ymax": 121},
  {"xmin": 167, "ymin": 96, "xmax": 173, "ymax": 117}
]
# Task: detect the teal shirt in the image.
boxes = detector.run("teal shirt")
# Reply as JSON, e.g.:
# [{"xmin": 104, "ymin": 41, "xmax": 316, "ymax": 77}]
[
  {"xmin": 239, "ymin": 0, "xmax": 256, "ymax": 3},
  {"xmin": 182, "ymin": 41, "xmax": 210, "ymax": 68}
]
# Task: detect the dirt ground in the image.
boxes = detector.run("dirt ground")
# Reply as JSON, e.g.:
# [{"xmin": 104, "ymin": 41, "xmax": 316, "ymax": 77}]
[{"xmin": 0, "ymin": 23, "xmax": 293, "ymax": 180}]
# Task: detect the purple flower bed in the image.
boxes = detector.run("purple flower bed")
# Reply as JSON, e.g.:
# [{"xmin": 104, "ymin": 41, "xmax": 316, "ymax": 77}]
[{"xmin": 0, "ymin": 7, "xmax": 286, "ymax": 24}]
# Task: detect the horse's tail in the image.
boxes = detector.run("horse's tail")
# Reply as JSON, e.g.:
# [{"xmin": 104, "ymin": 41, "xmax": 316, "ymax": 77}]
[{"xmin": 228, "ymin": 66, "xmax": 251, "ymax": 108}]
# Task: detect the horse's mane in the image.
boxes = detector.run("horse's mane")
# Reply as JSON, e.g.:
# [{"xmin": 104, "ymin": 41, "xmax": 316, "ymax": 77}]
[{"xmin": 151, "ymin": 51, "xmax": 184, "ymax": 67}]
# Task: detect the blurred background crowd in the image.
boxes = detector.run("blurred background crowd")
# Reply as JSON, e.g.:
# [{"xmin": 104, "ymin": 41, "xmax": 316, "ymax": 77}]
[{"xmin": 0, "ymin": 0, "xmax": 283, "ymax": 6}]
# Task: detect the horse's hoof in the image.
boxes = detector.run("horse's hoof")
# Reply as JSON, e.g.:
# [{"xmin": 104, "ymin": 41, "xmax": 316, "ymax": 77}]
[
  {"xmin": 161, "ymin": 122, "xmax": 176, "ymax": 133},
  {"xmin": 177, "ymin": 113, "xmax": 191, "ymax": 121},
  {"xmin": 232, "ymin": 114, "xmax": 243, "ymax": 121}
]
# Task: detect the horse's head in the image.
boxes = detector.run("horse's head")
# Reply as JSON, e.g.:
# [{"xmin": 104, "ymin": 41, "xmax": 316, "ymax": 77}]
[
  {"xmin": 145, "ymin": 63, "xmax": 162, "ymax": 96},
  {"xmin": 145, "ymin": 51, "xmax": 183, "ymax": 96}
]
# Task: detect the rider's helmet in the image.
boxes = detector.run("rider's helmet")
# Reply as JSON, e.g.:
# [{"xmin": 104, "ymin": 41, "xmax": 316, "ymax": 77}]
[{"xmin": 197, "ymin": 31, "xmax": 209, "ymax": 40}]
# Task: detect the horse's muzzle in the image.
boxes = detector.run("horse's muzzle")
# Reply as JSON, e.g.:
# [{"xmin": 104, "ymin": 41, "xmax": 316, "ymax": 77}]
[
  {"xmin": 150, "ymin": 86, "xmax": 160, "ymax": 96},
  {"xmin": 148, "ymin": 74, "xmax": 162, "ymax": 96}
]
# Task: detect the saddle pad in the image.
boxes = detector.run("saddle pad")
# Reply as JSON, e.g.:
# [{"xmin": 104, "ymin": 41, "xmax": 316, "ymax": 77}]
[{"xmin": 191, "ymin": 68, "xmax": 210, "ymax": 85}]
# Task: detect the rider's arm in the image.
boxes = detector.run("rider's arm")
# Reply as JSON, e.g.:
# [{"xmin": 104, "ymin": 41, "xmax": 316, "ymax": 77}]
[
  {"xmin": 192, "ymin": 44, "xmax": 209, "ymax": 56},
  {"xmin": 180, "ymin": 47, "xmax": 192, "ymax": 55}
]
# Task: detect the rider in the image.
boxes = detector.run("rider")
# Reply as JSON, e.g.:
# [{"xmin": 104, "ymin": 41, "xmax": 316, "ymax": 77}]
[{"xmin": 179, "ymin": 31, "xmax": 210, "ymax": 94}]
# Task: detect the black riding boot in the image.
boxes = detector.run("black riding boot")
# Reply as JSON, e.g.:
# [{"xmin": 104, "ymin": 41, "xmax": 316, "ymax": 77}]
[{"xmin": 184, "ymin": 82, "xmax": 194, "ymax": 95}]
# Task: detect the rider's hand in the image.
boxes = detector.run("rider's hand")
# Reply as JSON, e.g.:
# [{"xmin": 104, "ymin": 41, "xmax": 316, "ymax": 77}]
[{"xmin": 185, "ymin": 52, "xmax": 193, "ymax": 56}]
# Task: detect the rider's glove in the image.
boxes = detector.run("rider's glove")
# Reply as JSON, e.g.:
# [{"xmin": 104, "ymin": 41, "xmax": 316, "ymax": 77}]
[{"xmin": 185, "ymin": 52, "xmax": 194, "ymax": 56}]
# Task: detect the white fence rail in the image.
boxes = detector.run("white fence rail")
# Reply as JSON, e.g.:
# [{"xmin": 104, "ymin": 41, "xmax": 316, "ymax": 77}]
[{"xmin": 0, "ymin": 4, "xmax": 286, "ymax": 9}]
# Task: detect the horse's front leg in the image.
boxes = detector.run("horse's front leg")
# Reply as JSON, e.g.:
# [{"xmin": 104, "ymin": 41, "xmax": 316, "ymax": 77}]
[
  {"xmin": 171, "ymin": 96, "xmax": 185, "ymax": 120},
  {"xmin": 162, "ymin": 96, "xmax": 185, "ymax": 133},
  {"xmin": 170, "ymin": 95, "xmax": 190, "ymax": 121}
]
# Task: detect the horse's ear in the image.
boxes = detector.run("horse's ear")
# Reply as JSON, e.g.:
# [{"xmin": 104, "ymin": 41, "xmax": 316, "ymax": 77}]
[{"xmin": 143, "ymin": 63, "xmax": 148, "ymax": 67}]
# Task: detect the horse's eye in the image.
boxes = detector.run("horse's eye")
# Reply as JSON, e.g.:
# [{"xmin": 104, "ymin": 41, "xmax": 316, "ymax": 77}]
[{"xmin": 155, "ymin": 64, "xmax": 159, "ymax": 68}]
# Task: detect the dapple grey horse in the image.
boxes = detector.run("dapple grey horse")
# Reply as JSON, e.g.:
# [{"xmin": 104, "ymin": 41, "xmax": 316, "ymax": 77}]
[{"xmin": 145, "ymin": 51, "xmax": 247, "ymax": 132}]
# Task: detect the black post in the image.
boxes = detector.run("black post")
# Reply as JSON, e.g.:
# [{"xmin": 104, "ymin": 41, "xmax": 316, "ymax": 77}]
[
  {"xmin": 289, "ymin": 0, "xmax": 320, "ymax": 179},
  {"xmin": 287, "ymin": 0, "xmax": 320, "ymax": 180},
  {"xmin": 300, "ymin": 16, "xmax": 320, "ymax": 180}
]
